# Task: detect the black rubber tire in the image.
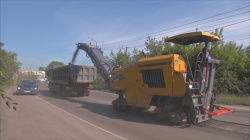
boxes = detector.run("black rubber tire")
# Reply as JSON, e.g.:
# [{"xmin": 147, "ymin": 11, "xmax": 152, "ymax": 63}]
[
  {"xmin": 77, "ymin": 92, "xmax": 84, "ymax": 96},
  {"xmin": 85, "ymin": 91, "xmax": 90, "ymax": 96},
  {"xmin": 49, "ymin": 88, "xmax": 53, "ymax": 94},
  {"xmin": 61, "ymin": 90, "xmax": 67, "ymax": 97}
]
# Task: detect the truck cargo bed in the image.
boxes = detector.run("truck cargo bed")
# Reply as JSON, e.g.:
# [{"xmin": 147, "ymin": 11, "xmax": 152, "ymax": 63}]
[{"xmin": 50, "ymin": 64, "xmax": 96, "ymax": 84}]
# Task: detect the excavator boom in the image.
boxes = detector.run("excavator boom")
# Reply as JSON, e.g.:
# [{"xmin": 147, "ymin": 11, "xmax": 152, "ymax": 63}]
[{"xmin": 73, "ymin": 43, "xmax": 111, "ymax": 85}]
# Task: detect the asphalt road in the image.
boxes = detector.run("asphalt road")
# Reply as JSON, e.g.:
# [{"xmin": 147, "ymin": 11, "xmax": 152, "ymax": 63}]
[{"xmin": 1, "ymin": 82, "xmax": 249, "ymax": 140}]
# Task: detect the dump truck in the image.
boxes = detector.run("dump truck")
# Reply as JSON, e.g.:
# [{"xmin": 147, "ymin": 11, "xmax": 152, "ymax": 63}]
[
  {"xmin": 47, "ymin": 64, "xmax": 97, "ymax": 96},
  {"xmin": 72, "ymin": 31, "xmax": 232, "ymax": 124}
]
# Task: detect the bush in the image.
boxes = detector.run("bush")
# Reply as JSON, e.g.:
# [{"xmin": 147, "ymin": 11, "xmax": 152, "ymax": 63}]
[
  {"xmin": 91, "ymin": 74, "xmax": 108, "ymax": 90},
  {"xmin": 215, "ymin": 94, "xmax": 250, "ymax": 106}
]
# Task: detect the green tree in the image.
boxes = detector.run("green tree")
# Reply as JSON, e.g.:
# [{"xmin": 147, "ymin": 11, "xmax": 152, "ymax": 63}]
[
  {"xmin": 0, "ymin": 43, "xmax": 21, "ymax": 86},
  {"xmin": 39, "ymin": 66, "xmax": 46, "ymax": 71},
  {"xmin": 245, "ymin": 46, "xmax": 250, "ymax": 57},
  {"xmin": 144, "ymin": 28, "xmax": 249, "ymax": 95},
  {"xmin": 46, "ymin": 61, "xmax": 65, "ymax": 70},
  {"xmin": 22, "ymin": 74, "xmax": 38, "ymax": 80},
  {"xmin": 0, "ymin": 42, "xmax": 19, "ymax": 110},
  {"xmin": 91, "ymin": 74, "xmax": 108, "ymax": 90},
  {"xmin": 145, "ymin": 37, "xmax": 164, "ymax": 57},
  {"xmin": 94, "ymin": 29, "xmax": 249, "ymax": 96},
  {"xmin": 109, "ymin": 49, "xmax": 132, "ymax": 66},
  {"xmin": 0, "ymin": 42, "xmax": 4, "ymax": 48},
  {"xmin": 131, "ymin": 48, "xmax": 145, "ymax": 61},
  {"xmin": 213, "ymin": 41, "xmax": 248, "ymax": 94}
]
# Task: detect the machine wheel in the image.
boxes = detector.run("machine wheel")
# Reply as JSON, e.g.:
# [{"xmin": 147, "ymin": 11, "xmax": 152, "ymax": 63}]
[
  {"xmin": 61, "ymin": 90, "xmax": 68, "ymax": 97},
  {"xmin": 85, "ymin": 91, "xmax": 90, "ymax": 96},
  {"xmin": 77, "ymin": 92, "xmax": 84, "ymax": 96},
  {"xmin": 76, "ymin": 91, "xmax": 89, "ymax": 96},
  {"xmin": 112, "ymin": 91, "xmax": 130, "ymax": 113},
  {"xmin": 112, "ymin": 98, "xmax": 120, "ymax": 111},
  {"xmin": 49, "ymin": 88, "xmax": 53, "ymax": 94},
  {"xmin": 58, "ymin": 87, "xmax": 63, "ymax": 96},
  {"xmin": 155, "ymin": 96, "xmax": 184, "ymax": 124},
  {"xmin": 187, "ymin": 111, "xmax": 196, "ymax": 124},
  {"xmin": 168, "ymin": 112, "xmax": 182, "ymax": 125}
]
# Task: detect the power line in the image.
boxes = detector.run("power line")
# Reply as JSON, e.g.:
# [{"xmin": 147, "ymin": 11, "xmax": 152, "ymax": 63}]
[
  {"xmin": 149, "ymin": 18, "xmax": 249, "ymax": 40},
  {"xmin": 102, "ymin": 18, "xmax": 250, "ymax": 50},
  {"xmin": 105, "ymin": 37, "xmax": 250, "ymax": 51},
  {"xmin": 82, "ymin": 58, "xmax": 89, "ymax": 65},
  {"xmin": 207, "ymin": 19, "xmax": 250, "ymax": 32},
  {"xmin": 233, "ymin": 37, "xmax": 250, "ymax": 42},
  {"xmin": 103, "ymin": 20, "xmax": 250, "ymax": 51},
  {"xmin": 83, "ymin": 58, "xmax": 92, "ymax": 65},
  {"xmin": 100, "ymin": 5, "xmax": 250, "ymax": 47},
  {"xmin": 139, "ymin": 17, "xmax": 249, "ymax": 42},
  {"xmin": 101, "ymin": 11, "xmax": 249, "ymax": 48},
  {"xmin": 224, "ymin": 26, "xmax": 250, "ymax": 33}
]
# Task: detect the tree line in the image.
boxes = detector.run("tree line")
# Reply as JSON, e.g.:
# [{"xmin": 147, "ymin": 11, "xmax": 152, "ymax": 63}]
[
  {"xmin": 0, "ymin": 42, "xmax": 20, "ymax": 110},
  {"xmin": 0, "ymin": 28, "xmax": 249, "ymax": 95},
  {"xmin": 0, "ymin": 43, "xmax": 21, "ymax": 87},
  {"xmin": 98, "ymin": 29, "xmax": 250, "ymax": 95}
]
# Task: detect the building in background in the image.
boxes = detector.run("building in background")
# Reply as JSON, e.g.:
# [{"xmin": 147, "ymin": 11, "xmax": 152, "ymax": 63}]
[{"xmin": 19, "ymin": 70, "xmax": 46, "ymax": 78}]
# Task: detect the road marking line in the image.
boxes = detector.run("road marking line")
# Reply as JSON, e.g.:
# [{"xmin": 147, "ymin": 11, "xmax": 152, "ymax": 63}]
[
  {"xmin": 91, "ymin": 90, "xmax": 116, "ymax": 95},
  {"xmin": 36, "ymin": 96, "xmax": 127, "ymax": 140},
  {"xmin": 219, "ymin": 105, "xmax": 250, "ymax": 111},
  {"xmin": 88, "ymin": 97, "xmax": 111, "ymax": 105}
]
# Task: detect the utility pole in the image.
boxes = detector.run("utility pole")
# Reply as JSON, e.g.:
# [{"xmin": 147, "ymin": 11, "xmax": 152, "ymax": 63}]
[{"xmin": 88, "ymin": 37, "xmax": 97, "ymax": 48}]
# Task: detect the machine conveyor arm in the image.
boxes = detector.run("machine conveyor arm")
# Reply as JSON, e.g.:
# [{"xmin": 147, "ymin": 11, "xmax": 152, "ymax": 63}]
[{"xmin": 72, "ymin": 43, "xmax": 111, "ymax": 85}]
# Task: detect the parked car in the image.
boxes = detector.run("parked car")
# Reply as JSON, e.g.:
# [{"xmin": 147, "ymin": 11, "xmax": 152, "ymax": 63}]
[
  {"xmin": 17, "ymin": 79, "xmax": 38, "ymax": 95},
  {"xmin": 37, "ymin": 77, "xmax": 47, "ymax": 82}
]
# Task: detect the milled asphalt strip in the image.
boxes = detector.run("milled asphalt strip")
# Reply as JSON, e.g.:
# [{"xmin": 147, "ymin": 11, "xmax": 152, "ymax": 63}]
[
  {"xmin": 91, "ymin": 90, "xmax": 115, "ymax": 95},
  {"xmin": 216, "ymin": 105, "xmax": 250, "ymax": 111},
  {"xmin": 88, "ymin": 97, "xmax": 111, "ymax": 105},
  {"xmin": 36, "ymin": 96, "xmax": 127, "ymax": 140}
]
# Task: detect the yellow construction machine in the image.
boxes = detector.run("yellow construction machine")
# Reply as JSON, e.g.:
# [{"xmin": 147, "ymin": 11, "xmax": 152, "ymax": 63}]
[{"xmin": 72, "ymin": 31, "xmax": 232, "ymax": 124}]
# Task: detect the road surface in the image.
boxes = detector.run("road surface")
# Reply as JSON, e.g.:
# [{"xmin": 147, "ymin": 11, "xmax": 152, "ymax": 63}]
[{"xmin": 1, "ymin": 83, "xmax": 249, "ymax": 140}]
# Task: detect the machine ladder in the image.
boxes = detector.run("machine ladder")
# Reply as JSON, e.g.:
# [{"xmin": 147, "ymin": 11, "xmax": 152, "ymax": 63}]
[{"xmin": 188, "ymin": 55, "xmax": 207, "ymax": 123}]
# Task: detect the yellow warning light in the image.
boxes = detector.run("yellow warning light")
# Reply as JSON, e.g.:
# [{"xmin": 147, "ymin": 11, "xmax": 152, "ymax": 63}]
[
  {"xmin": 193, "ymin": 99, "xmax": 196, "ymax": 103},
  {"xmin": 207, "ymin": 106, "xmax": 210, "ymax": 109}
]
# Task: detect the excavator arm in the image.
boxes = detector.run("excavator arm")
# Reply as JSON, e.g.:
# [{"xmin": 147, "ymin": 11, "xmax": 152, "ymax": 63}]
[{"xmin": 72, "ymin": 43, "xmax": 111, "ymax": 85}]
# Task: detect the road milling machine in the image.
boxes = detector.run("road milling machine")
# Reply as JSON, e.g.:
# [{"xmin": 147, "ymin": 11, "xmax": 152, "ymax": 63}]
[{"xmin": 72, "ymin": 31, "xmax": 232, "ymax": 124}]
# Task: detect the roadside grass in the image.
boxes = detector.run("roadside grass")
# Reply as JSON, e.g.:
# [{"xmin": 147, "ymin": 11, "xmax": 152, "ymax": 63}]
[
  {"xmin": 215, "ymin": 94, "xmax": 250, "ymax": 106},
  {"xmin": 0, "ymin": 83, "xmax": 12, "ymax": 90},
  {"xmin": 0, "ymin": 82, "xmax": 17, "ymax": 90}
]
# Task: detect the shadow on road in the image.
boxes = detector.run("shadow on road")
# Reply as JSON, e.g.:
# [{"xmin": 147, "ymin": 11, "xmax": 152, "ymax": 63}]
[
  {"xmin": 37, "ymin": 88, "xmax": 182, "ymax": 127},
  {"xmin": 12, "ymin": 92, "xmax": 37, "ymax": 96}
]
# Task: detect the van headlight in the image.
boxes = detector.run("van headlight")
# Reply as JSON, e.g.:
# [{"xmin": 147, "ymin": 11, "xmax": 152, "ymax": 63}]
[
  {"xmin": 34, "ymin": 87, "xmax": 37, "ymax": 90},
  {"xmin": 17, "ymin": 87, "xmax": 21, "ymax": 90}
]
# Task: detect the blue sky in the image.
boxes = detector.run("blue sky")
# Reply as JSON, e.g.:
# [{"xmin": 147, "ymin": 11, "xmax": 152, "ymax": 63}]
[{"xmin": 1, "ymin": 0, "xmax": 249, "ymax": 71}]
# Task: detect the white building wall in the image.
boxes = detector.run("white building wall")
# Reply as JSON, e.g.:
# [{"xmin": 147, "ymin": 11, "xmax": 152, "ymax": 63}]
[{"xmin": 21, "ymin": 70, "xmax": 45, "ymax": 77}]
